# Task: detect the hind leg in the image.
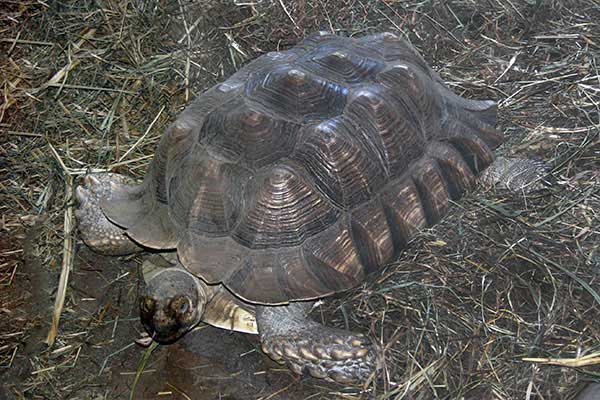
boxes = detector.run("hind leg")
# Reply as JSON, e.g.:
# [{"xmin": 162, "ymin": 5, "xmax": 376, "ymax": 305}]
[
  {"xmin": 75, "ymin": 173, "xmax": 143, "ymax": 255},
  {"xmin": 480, "ymin": 156, "xmax": 549, "ymax": 193}
]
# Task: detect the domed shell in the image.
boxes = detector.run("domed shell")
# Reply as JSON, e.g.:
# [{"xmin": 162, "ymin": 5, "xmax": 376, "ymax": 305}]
[{"xmin": 103, "ymin": 32, "xmax": 503, "ymax": 304}]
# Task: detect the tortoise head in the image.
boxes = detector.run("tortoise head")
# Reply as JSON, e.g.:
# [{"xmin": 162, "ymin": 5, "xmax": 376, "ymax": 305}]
[{"xmin": 139, "ymin": 268, "xmax": 206, "ymax": 344}]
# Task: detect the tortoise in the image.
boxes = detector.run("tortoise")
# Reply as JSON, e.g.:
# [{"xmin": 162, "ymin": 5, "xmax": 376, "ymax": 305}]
[{"xmin": 75, "ymin": 31, "xmax": 543, "ymax": 383}]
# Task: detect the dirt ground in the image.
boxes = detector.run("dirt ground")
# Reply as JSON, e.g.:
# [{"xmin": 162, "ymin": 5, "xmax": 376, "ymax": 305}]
[{"xmin": 1, "ymin": 1, "xmax": 599, "ymax": 399}]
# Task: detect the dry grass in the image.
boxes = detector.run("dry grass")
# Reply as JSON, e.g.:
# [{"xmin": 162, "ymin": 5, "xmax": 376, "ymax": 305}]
[{"xmin": 1, "ymin": 0, "xmax": 599, "ymax": 399}]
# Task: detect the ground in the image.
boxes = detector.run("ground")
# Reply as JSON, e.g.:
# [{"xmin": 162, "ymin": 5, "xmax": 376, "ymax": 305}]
[{"xmin": 1, "ymin": 1, "xmax": 599, "ymax": 399}]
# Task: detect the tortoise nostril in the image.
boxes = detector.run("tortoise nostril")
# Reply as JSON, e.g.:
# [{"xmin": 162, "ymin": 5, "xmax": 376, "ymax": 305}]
[
  {"xmin": 181, "ymin": 300, "xmax": 190, "ymax": 314},
  {"xmin": 170, "ymin": 295, "xmax": 191, "ymax": 315}
]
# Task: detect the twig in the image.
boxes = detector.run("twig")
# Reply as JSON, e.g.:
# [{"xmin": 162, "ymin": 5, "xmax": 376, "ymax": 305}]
[
  {"xmin": 278, "ymin": 0, "xmax": 299, "ymax": 30},
  {"xmin": 99, "ymin": 342, "xmax": 136, "ymax": 376},
  {"xmin": 45, "ymin": 174, "xmax": 75, "ymax": 346},
  {"xmin": 523, "ymin": 352, "xmax": 600, "ymax": 367},
  {"xmin": 117, "ymin": 105, "xmax": 165, "ymax": 162},
  {"xmin": 0, "ymin": 38, "xmax": 54, "ymax": 46}
]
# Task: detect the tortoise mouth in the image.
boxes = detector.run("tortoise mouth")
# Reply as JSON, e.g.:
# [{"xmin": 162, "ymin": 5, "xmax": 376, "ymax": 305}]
[
  {"xmin": 140, "ymin": 312, "xmax": 197, "ymax": 344},
  {"xmin": 142, "ymin": 323, "xmax": 189, "ymax": 344}
]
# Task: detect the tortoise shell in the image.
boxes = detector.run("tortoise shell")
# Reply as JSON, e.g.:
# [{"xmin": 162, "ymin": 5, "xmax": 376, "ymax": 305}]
[{"xmin": 103, "ymin": 32, "xmax": 503, "ymax": 304}]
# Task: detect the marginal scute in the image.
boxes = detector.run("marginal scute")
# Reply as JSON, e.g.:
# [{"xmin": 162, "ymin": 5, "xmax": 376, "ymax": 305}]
[
  {"xmin": 227, "ymin": 257, "xmax": 288, "ymax": 304},
  {"xmin": 359, "ymin": 32, "xmax": 431, "ymax": 71},
  {"xmin": 438, "ymin": 84, "xmax": 498, "ymax": 127},
  {"xmin": 296, "ymin": 31, "xmax": 344, "ymax": 52},
  {"xmin": 233, "ymin": 163, "xmax": 339, "ymax": 249},
  {"xmin": 100, "ymin": 177, "xmax": 179, "ymax": 249},
  {"xmin": 445, "ymin": 127, "xmax": 496, "ymax": 173},
  {"xmin": 226, "ymin": 247, "xmax": 335, "ymax": 304},
  {"xmin": 263, "ymin": 49, "xmax": 299, "ymax": 63},
  {"xmin": 178, "ymin": 232, "xmax": 245, "ymax": 284},
  {"xmin": 411, "ymin": 158, "xmax": 450, "ymax": 225},
  {"xmin": 302, "ymin": 218, "xmax": 365, "ymax": 291},
  {"xmin": 125, "ymin": 207, "xmax": 179, "ymax": 249},
  {"xmin": 216, "ymin": 80, "xmax": 243, "ymax": 93},
  {"xmin": 278, "ymin": 248, "xmax": 333, "ymax": 299},
  {"xmin": 379, "ymin": 178, "xmax": 428, "ymax": 248},
  {"xmin": 451, "ymin": 110, "xmax": 504, "ymax": 150},
  {"xmin": 350, "ymin": 198, "xmax": 395, "ymax": 273},
  {"xmin": 100, "ymin": 180, "xmax": 146, "ymax": 228},
  {"xmin": 245, "ymin": 64, "xmax": 349, "ymax": 123},
  {"xmin": 345, "ymin": 85, "xmax": 426, "ymax": 177},
  {"xmin": 200, "ymin": 98, "xmax": 302, "ymax": 168},
  {"xmin": 427, "ymin": 141, "xmax": 475, "ymax": 199},
  {"xmin": 292, "ymin": 118, "xmax": 386, "ymax": 209}
]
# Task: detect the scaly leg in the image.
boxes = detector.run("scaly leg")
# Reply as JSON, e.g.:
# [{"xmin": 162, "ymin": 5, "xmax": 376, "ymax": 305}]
[
  {"xmin": 256, "ymin": 302, "xmax": 379, "ymax": 384},
  {"xmin": 479, "ymin": 156, "xmax": 548, "ymax": 193},
  {"xmin": 75, "ymin": 173, "xmax": 143, "ymax": 255}
]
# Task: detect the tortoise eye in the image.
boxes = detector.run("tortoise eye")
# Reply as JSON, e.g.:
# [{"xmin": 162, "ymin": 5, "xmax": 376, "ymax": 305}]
[{"xmin": 140, "ymin": 297, "xmax": 156, "ymax": 314}]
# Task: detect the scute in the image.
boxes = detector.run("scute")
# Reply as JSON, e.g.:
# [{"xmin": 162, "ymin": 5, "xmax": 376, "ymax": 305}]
[
  {"xmin": 350, "ymin": 198, "xmax": 396, "ymax": 273},
  {"xmin": 226, "ymin": 247, "xmax": 335, "ymax": 304},
  {"xmin": 379, "ymin": 177, "xmax": 428, "ymax": 249},
  {"xmin": 200, "ymin": 98, "xmax": 302, "ymax": 169},
  {"xmin": 359, "ymin": 32, "xmax": 431, "ymax": 71},
  {"xmin": 244, "ymin": 64, "xmax": 349, "ymax": 123},
  {"xmin": 299, "ymin": 48, "xmax": 385, "ymax": 84},
  {"xmin": 344, "ymin": 85, "xmax": 426, "ymax": 177},
  {"xmin": 119, "ymin": 32, "xmax": 508, "ymax": 304},
  {"xmin": 179, "ymin": 232, "xmax": 245, "ymax": 284},
  {"xmin": 296, "ymin": 31, "xmax": 348, "ymax": 52},
  {"xmin": 376, "ymin": 64, "xmax": 441, "ymax": 131},
  {"xmin": 167, "ymin": 150, "xmax": 249, "ymax": 235},
  {"xmin": 302, "ymin": 218, "xmax": 365, "ymax": 291},
  {"xmin": 427, "ymin": 142, "xmax": 475, "ymax": 199},
  {"xmin": 411, "ymin": 158, "xmax": 451, "ymax": 225},
  {"xmin": 291, "ymin": 117, "xmax": 386, "ymax": 209},
  {"xmin": 233, "ymin": 163, "xmax": 339, "ymax": 249}
]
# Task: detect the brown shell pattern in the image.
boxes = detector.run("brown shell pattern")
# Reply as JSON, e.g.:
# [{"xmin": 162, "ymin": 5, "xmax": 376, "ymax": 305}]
[{"xmin": 105, "ymin": 31, "xmax": 503, "ymax": 304}]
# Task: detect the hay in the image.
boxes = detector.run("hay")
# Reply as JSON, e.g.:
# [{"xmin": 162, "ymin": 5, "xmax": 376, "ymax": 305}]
[{"xmin": 1, "ymin": 0, "xmax": 598, "ymax": 398}]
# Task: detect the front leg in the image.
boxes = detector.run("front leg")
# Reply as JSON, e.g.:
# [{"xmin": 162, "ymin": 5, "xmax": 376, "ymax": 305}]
[
  {"xmin": 75, "ymin": 173, "xmax": 143, "ymax": 255},
  {"xmin": 256, "ymin": 302, "xmax": 380, "ymax": 384}
]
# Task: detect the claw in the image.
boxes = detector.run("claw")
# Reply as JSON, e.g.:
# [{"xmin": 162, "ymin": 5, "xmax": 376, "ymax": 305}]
[
  {"xmin": 83, "ymin": 175, "xmax": 101, "ymax": 187},
  {"xmin": 75, "ymin": 186, "xmax": 88, "ymax": 204}
]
